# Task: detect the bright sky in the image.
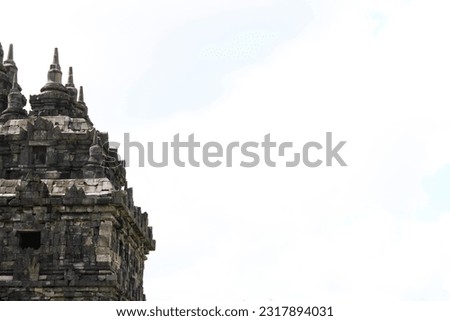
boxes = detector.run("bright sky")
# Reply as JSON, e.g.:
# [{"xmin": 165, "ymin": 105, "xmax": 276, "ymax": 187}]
[{"xmin": 2, "ymin": 0, "xmax": 450, "ymax": 302}]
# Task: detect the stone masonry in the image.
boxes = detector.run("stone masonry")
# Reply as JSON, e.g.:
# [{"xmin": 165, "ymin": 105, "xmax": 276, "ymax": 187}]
[{"xmin": 0, "ymin": 43, "xmax": 156, "ymax": 300}]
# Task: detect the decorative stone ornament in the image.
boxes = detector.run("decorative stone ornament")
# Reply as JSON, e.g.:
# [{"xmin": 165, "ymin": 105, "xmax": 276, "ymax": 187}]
[{"xmin": 0, "ymin": 42, "xmax": 155, "ymax": 301}]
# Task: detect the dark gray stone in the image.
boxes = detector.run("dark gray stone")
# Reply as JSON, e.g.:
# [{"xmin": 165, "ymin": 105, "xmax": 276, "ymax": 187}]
[{"xmin": 0, "ymin": 43, "xmax": 155, "ymax": 301}]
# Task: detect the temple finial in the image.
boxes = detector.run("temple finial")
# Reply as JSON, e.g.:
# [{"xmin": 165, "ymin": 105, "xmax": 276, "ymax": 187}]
[
  {"xmin": 87, "ymin": 130, "xmax": 103, "ymax": 166},
  {"xmin": 65, "ymin": 66, "xmax": 78, "ymax": 103},
  {"xmin": 4, "ymin": 44, "xmax": 16, "ymax": 66},
  {"xmin": 3, "ymin": 43, "xmax": 17, "ymax": 81},
  {"xmin": 67, "ymin": 67, "xmax": 74, "ymax": 85},
  {"xmin": 0, "ymin": 43, "xmax": 4, "ymax": 72},
  {"xmin": 78, "ymin": 86, "xmax": 84, "ymax": 103},
  {"xmin": 48, "ymin": 48, "xmax": 61, "ymax": 74},
  {"xmin": 7, "ymin": 44, "xmax": 13, "ymax": 61},
  {"xmin": 53, "ymin": 48, "xmax": 59, "ymax": 65},
  {"xmin": 75, "ymin": 85, "xmax": 88, "ymax": 117},
  {"xmin": 0, "ymin": 71, "xmax": 27, "ymax": 120},
  {"xmin": 41, "ymin": 47, "xmax": 64, "ymax": 90},
  {"xmin": 11, "ymin": 71, "xmax": 18, "ymax": 90}
]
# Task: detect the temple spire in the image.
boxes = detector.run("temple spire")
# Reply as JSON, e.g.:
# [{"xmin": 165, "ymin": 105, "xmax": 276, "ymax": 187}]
[
  {"xmin": 0, "ymin": 43, "xmax": 5, "ymax": 73},
  {"xmin": 3, "ymin": 44, "xmax": 17, "ymax": 83},
  {"xmin": 87, "ymin": 130, "xmax": 102, "ymax": 165},
  {"xmin": 0, "ymin": 71, "xmax": 27, "ymax": 120},
  {"xmin": 0, "ymin": 43, "xmax": 4, "ymax": 67},
  {"xmin": 26, "ymin": 46, "xmax": 91, "ymax": 121},
  {"xmin": 67, "ymin": 67, "xmax": 74, "ymax": 86},
  {"xmin": 53, "ymin": 48, "xmax": 59, "ymax": 65},
  {"xmin": 40, "ymin": 48, "xmax": 67, "ymax": 93},
  {"xmin": 7, "ymin": 44, "xmax": 13, "ymax": 61},
  {"xmin": 78, "ymin": 86, "xmax": 84, "ymax": 103},
  {"xmin": 47, "ymin": 48, "xmax": 62, "ymax": 84},
  {"xmin": 0, "ymin": 44, "xmax": 9, "ymax": 114},
  {"xmin": 65, "ymin": 66, "xmax": 78, "ymax": 103},
  {"xmin": 74, "ymin": 84, "xmax": 89, "ymax": 118},
  {"xmin": 4, "ymin": 44, "xmax": 16, "ymax": 67},
  {"xmin": 11, "ymin": 71, "xmax": 18, "ymax": 90}
]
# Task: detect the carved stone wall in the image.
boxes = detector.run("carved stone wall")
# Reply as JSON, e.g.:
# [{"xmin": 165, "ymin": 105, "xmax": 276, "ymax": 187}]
[{"xmin": 0, "ymin": 43, "xmax": 155, "ymax": 301}]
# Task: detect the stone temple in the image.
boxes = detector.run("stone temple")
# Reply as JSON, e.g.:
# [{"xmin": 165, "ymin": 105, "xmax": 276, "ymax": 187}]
[{"xmin": 0, "ymin": 43, "xmax": 155, "ymax": 300}]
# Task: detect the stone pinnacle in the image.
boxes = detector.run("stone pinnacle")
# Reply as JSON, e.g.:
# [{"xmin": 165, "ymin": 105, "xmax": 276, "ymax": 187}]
[
  {"xmin": 7, "ymin": 44, "xmax": 13, "ymax": 61},
  {"xmin": 0, "ymin": 43, "xmax": 3, "ymax": 63},
  {"xmin": 79, "ymin": 86, "xmax": 84, "ymax": 103},
  {"xmin": 53, "ymin": 48, "xmax": 59, "ymax": 65},
  {"xmin": 67, "ymin": 67, "xmax": 74, "ymax": 86},
  {"xmin": 11, "ymin": 71, "xmax": 18, "ymax": 90}
]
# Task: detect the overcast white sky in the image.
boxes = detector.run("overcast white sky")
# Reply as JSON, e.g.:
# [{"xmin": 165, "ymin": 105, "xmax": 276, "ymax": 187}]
[{"xmin": 2, "ymin": 0, "xmax": 450, "ymax": 303}]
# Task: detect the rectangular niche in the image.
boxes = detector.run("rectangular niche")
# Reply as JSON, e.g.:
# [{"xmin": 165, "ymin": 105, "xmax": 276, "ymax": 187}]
[
  {"xmin": 17, "ymin": 231, "xmax": 41, "ymax": 250},
  {"xmin": 31, "ymin": 146, "xmax": 47, "ymax": 165}
]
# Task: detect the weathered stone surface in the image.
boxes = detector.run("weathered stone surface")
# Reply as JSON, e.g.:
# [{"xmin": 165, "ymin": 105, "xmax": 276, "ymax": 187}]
[{"xmin": 0, "ymin": 43, "xmax": 155, "ymax": 301}]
